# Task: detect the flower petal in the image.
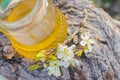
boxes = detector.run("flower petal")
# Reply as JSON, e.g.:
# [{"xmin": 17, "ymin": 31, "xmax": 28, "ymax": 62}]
[
  {"xmin": 64, "ymin": 61, "xmax": 70, "ymax": 68},
  {"xmin": 43, "ymin": 64, "xmax": 47, "ymax": 68},
  {"xmin": 57, "ymin": 53, "xmax": 64, "ymax": 59},
  {"xmin": 69, "ymin": 45, "xmax": 76, "ymax": 49},
  {"xmin": 85, "ymin": 32, "xmax": 91, "ymax": 39},
  {"xmin": 55, "ymin": 67, "xmax": 61, "ymax": 77},
  {"xmin": 87, "ymin": 44, "xmax": 92, "ymax": 52},
  {"xmin": 80, "ymin": 40, "xmax": 87, "ymax": 46},
  {"xmin": 58, "ymin": 61, "xmax": 64, "ymax": 66},
  {"xmin": 74, "ymin": 59, "xmax": 79, "ymax": 65},
  {"xmin": 47, "ymin": 66, "xmax": 55, "ymax": 71},
  {"xmin": 49, "ymin": 61, "xmax": 55, "ymax": 66},
  {"xmin": 89, "ymin": 39, "xmax": 95, "ymax": 44},
  {"xmin": 48, "ymin": 71, "xmax": 52, "ymax": 76},
  {"xmin": 81, "ymin": 34, "xmax": 86, "ymax": 40},
  {"xmin": 58, "ymin": 44, "xmax": 67, "ymax": 51}
]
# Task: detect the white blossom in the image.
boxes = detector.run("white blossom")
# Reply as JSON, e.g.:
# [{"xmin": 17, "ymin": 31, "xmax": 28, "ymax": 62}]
[
  {"xmin": 47, "ymin": 60, "xmax": 62, "ymax": 77},
  {"xmin": 80, "ymin": 32, "xmax": 95, "ymax": 53},
  {"xmin": 56, "ymin": 44, "xmax": 79, "ymax": 68},
  {"xmin": 56, "ymin": 44, "xmax": 75, "ymax": 61}
]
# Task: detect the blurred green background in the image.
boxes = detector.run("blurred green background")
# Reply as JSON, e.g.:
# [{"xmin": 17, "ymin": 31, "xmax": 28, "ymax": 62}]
[{"xmin": 92, "ymin": 0, "xmax": 120, "ymax": 20}]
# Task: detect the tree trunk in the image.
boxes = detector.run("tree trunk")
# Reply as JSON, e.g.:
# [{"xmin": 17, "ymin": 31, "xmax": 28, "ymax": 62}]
[{"xmin": 0, "ymin": 0, "xmax": 120, "ymax": 80}]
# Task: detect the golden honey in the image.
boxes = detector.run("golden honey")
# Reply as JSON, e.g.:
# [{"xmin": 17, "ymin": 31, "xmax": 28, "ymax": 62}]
[
  {"xmin": 0, "ymin": 0, "xmax": 67, "ymax": 59},
  {"xmin": 7, "ymin": 0, "xmax": 36, "ymax": 22}
]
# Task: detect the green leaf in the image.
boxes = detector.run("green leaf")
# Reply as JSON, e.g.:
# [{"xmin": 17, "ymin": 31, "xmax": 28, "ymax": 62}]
[
  {"xmin": 49, "ymin": 55, "xmax": 57, "ymax": 60},
  {"xmin": 35, "ymin": 50, "xmax": 46, "ymax": 62},
  {"xmin": 77, "ymin": 50, "xmax": 83, "ymax": 56},
  {"xmin": 47, "ymin": 54, "xmax": 57, "ymax": 62},
  {"xmin": 29, "ymin": 64, "xmax": 40, "ymax": 71},
  {"xmin": 35, "ymin": 57, "xmax": 42, "ymax": 62}
]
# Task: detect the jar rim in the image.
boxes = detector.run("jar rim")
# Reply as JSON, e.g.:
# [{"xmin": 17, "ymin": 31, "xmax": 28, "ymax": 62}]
[{"xmin": 0, "ymin": 0, "xmax": 48, "ymax": 31}]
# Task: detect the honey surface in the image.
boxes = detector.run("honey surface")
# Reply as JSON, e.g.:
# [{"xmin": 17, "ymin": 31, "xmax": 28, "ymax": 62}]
[{"xmin": 7, "ymin": 0, "xmax": 36, "ymax": 22}]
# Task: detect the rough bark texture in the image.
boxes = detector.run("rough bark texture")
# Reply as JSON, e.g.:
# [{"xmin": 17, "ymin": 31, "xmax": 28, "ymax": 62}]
[{"xmin": 0, "ymin": 0, "xmax": 120, "ymax": 80}]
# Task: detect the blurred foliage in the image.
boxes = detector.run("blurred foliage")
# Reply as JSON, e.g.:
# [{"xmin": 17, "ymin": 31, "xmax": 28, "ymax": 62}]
[
  {"xmin": 103, "ymin": 0, "xmax": 112, "ymax": 3},
  {"xmin": 92, "ymin": 0, "xmax": 120, "ymax": 7},
  {"xmin": 92, "ymin": 0, "xmax": 101, "ymax": 7},
  {"xmin": 92, "ymin": 0, "xmax": 112, "ymax": 3},
  {"xmin": 92, "ymin": 0, "xmax": 113, "ymax": 7},
  {"xmin": 92, "ymin": 0, "xmax": 120, "ymax": 20}
]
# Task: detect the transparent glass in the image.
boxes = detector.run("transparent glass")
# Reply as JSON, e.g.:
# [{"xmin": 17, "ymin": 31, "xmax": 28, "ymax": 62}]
[{"xmin": 0, "ymin": 0, "xmax": 67, "ymax": 59}]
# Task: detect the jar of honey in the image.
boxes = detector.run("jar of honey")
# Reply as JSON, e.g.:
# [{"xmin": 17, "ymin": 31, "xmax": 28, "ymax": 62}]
[{"xmin": 0, "ymin": 0, "xmax": 67, "ymax": 59}]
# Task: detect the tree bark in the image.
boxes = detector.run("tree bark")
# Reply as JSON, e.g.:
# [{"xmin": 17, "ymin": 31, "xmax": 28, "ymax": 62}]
[
  {"xmin": 55, "ymin": 0, "xmax": 120, "ymax": 80},
  {"xmin": 0, "ymin": 0, "xmax": 120, "ymax": 80}
]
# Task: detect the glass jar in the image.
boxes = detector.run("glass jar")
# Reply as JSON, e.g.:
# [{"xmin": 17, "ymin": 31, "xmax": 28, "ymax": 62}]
[{"xmin": 0, "ymin": 0, "xmax": 67, "ymax": 59}]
